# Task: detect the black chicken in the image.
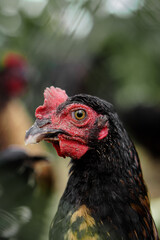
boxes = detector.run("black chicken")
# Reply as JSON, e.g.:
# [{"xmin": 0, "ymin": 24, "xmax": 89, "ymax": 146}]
[
  {"xmin": 25, "ymin": 86, "xmax": 159, "ymax": 240},
  {"xmin": 0, "ymin": 146, "xmax": 55, "ymax": 240},
  {"xmin": 0, "ymin": 146, "xmax": 54, "ymax": 190}
]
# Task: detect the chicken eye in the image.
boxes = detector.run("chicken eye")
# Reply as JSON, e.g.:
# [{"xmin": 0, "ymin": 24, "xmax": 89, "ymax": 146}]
[{"xmin": 73, "ymin": 110, "xmax": 86, "ymax": 120}]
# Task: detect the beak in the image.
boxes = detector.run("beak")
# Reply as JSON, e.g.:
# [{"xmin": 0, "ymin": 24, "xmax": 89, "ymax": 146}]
[{"xmin": 25, "ymin": 121, "xmax": 68, "ymax": 145}]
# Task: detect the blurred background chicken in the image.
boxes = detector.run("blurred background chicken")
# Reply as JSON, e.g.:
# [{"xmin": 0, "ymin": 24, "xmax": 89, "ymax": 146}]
[
  {"xmin": 0, "ymin": 53, "xmax": 43, "ymax": 153},
  {"xmin": 0, "ymin": 52, "xmax": 55, "ymax": 186},
  {"xmin": 0, "ymin": 53, "xmax": 56, "ymax": 240}
]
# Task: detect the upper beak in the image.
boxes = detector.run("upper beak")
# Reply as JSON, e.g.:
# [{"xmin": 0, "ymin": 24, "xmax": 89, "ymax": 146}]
[{"xmin": 25, "ymin": 121, "xmax": 67, "ymax": 145}]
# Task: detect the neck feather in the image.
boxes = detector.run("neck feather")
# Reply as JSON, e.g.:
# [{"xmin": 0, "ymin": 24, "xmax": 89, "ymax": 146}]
[{"xmin": 61, "ymin": 137, "xmax": 148, "ymax": 219}]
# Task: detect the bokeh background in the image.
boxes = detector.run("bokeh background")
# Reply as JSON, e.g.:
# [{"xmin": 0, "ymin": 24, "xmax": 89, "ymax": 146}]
[{"xmin": 0, "ymin": 0, "xmax": 160, "ymax": 239}]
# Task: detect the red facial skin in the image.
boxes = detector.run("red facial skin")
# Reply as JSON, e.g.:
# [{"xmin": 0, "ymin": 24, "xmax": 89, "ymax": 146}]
[{"xmin": 35, "ymin": 87, "xmax": 108, "ymax": 159}]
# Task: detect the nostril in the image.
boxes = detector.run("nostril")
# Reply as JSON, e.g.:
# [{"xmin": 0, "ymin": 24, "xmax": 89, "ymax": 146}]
[{"xmin": 36, "ymin": 118, "xmax": 51, "ymax": 128}]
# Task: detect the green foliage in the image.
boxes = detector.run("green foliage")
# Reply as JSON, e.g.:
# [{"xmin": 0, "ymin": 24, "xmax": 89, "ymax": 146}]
[{"xmin": 0, "ymin": 0, "xmax": 160, "ymax": 109}]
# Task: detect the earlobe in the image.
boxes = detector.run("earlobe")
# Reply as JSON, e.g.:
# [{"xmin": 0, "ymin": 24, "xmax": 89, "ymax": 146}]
[
  {"xmin": 98, "ymin": 126, "xmax": 108, "ymax": 140},
  {"xmin": 97, "ymin": 116, "xmax": 109, "ymax": 140}
]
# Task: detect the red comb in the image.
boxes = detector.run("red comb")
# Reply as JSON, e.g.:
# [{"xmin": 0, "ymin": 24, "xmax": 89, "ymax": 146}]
[
  {"xmin": 35, "ymin": 86, "xmax": 68, "ymax": 119},
  {"xmin": 3, "ymin": 53, "xmax": 26, "ymax": 68}
]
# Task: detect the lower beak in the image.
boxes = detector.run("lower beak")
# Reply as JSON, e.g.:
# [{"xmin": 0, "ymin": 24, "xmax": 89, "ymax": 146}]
[{"xmin": 25, "ymin": 121, "xmax": 66, "ymax": 145}]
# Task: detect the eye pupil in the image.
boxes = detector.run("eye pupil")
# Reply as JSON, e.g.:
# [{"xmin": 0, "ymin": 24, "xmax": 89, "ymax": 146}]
[{"xmin": 77, "ymin": 111, "xmax": 83, "ymax": 118}]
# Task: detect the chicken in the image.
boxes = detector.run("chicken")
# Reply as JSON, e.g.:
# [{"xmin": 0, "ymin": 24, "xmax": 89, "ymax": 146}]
[
  {"xmin": 25, "ymin": 86, "xmax": 159, "ymax": 240},
  {"xmin": 0, "ymin": 147, "xmax": 55, "ymax": 240},
  {"xmin": 0, "ymin": 52, "xmax": 42, "ymax": 153},
  {"xmin": 0, "ymin": 146, "xmax": 54, "ymax": 190},
  {"xmin": 0, "ymin": 54, "xmax": 55, "ymax": 239},
  {"xmin": 0, "ymin": 52, "xmax": 54, "ymax": 187}
]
